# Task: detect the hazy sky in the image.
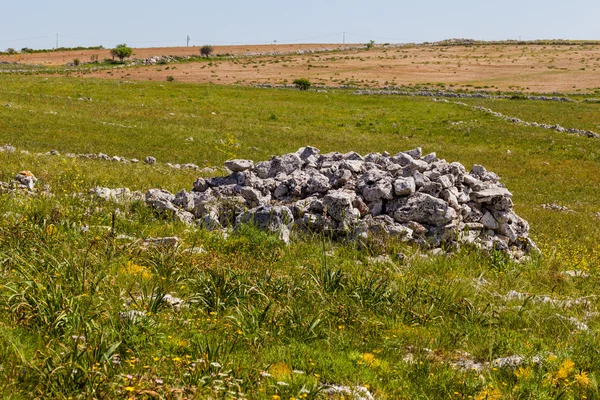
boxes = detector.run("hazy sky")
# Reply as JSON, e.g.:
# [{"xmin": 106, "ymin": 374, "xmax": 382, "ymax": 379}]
[{"xmin": 1, "ymin": 0, "xmax": 598, "ymax": 50}]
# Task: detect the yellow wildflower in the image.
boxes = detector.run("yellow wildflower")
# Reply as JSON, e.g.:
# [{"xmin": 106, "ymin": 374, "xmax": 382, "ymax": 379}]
[
  {"xmin": 514, "ymin": 366, "xmax": 532, "ymax": 380},
  {"xmin": 475, "ymin": 387, "xmax": 502, "ymax": 400},
  {"xmin": 556, "ymin": 359, "xmax": 575, "ymax": 380},
  {"xmin": 574, "ymin": 371, "xmax": 590, "ymax": 387},
  {"xmin": 269, "ymin": 362, "xmax": 292, "ymax": 380},
  {"xmin": 120, "ymin": 261, "xmax": 153, "ymax": 281}
]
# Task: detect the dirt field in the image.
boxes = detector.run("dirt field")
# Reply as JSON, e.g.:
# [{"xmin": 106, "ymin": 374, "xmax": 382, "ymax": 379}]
[
  {"xmin": 3, "ymin": 43, "xmax": 600, "ymax": 93},
  {"xmin": 0, "ymin": 44, "xmax": 348, "ymax": 66}
]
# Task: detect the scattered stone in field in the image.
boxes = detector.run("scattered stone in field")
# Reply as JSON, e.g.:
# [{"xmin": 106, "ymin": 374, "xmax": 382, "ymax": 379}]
[
  {"xmin": 555, "ymin": 314, "xmax": 589, "ymax": 331},
  {"xmin": 2, "ymin": 211, "xmax": 23, "ymax": 223},
  {"xmin": 182, "ymin": 163, "xmax": 200, "ymax": 170},
  {"xmin": 48, "ymin": 149, "xmax": 60, "ymax": 156},
  {"xmin": 142, "ymin": 147, "xmax": 533, "ymax": 256},
  {"xmin": 182, "ymin": 246, "xmax": 206, "ymax": 255},
  {"xmin": 13, "ymin": 170, "xmax": 37, "ymax": 190},
  {"xmin": 115, "ymin": 234, "xmax": 136, "ymax": 241},
  {"xmin": 321, "ymin": 384, "xmax": 374, "ymax": 400},
  {"xmin": 89, "ymin": 186, "xmax": 143, "ymax": 203},
  {"xmin": 0, "ymin": 144, "xmax": 16, "ymax": 153},
  {"xmin": 541, "ymin": 203, "xmax": 573, "ymax": 212},
  {"xmin": 161, "ymin": 294, "xmax": 185, "ymax": 310},
  {"xmin": 504, "ymin": 290, "xmax": 593, "ymax": 308},
  {"xmin": 451, "ymin": 351, "xmax": 486, "ymax": 372},
  {"xmin": 145, "ymin": 156, "xmax": 157, "ymax": 165},
  {"xmin": 430, "ymin": 248, "xmax": 445, "ymax": 257},
  {"xmin": 492, "ymin": 355, "xmax": 524, "ymax": 368},
  {"xmin": 119, "ymin": 310, "xmax": 146, "ymax": 322},
  {"xmin": 560, "ymin": 270, "xmax": 590, "ymax": 278},
  {"xmin": 142, "ymin": 236, "xmax": 179, "ymax": 247},
  {"xmin": 366, "ymin": 254, "xmax": 394, "ymax": 264}
]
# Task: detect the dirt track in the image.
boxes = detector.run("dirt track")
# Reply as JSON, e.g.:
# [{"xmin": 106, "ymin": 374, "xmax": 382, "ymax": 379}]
[{"xmin": 3, "ymin": 43, "xmax": 600, "ymax": 93}]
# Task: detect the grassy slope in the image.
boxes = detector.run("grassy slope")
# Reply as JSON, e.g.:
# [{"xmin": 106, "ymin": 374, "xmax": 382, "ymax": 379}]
[{"xmin": 0, "ymin": 75, "xmax": 599, "ymax": 398}]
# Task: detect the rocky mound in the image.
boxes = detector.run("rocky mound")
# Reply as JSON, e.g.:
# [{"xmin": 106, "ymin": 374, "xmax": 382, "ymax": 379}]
[{"xmin": 145, "ymin": 147, "xmax": 536, "ymax": 258}]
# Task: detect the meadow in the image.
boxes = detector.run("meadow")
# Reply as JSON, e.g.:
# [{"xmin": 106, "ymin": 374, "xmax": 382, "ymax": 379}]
[{"xmin": 0, "ymin": 74, "xmax": 599, "ymax": 399}]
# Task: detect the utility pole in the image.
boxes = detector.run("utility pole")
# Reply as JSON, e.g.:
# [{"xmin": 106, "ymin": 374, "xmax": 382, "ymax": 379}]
[
  {"xmin": 187, "ymin": 35, "xmax": 190, "ymax": 47},
  {"xmin": 343, "ymin": 32, "xmax": 345, "ymax": 45},
  {"xmin": 56, "ymin": 33, "xmax": 58, "ymax": 49}
]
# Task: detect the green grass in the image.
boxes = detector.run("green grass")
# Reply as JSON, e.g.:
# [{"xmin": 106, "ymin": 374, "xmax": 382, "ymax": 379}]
[
  {"xmin": 463, "ymin": 97, "xmax": 600, "ymax": 133},
  {"xmin": 0, "ymin": 75, "xmax": 599, "ymax": 398}
]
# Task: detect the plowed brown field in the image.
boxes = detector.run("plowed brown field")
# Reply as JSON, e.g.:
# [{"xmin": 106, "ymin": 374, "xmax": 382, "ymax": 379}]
[{"xmin": 3, "ymin": 43, "xmax": 600, "ymax": 93}]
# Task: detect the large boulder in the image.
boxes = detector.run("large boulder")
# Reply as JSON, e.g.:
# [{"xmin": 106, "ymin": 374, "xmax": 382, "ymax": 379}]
[
  {"xmin": 389, "ymin": 193, "xmax": 457, "ymax": 226},
  {"xmin": 323, "ymin": 190, "xmax": 358, "ymax": 222}
]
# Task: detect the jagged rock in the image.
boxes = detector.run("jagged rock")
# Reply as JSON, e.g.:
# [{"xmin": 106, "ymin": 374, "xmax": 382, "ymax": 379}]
[
  {"xmin": 192, "ymin": 177, "xmax": 209, "ymax": 192},
  {"xmin": 144, "ymin": 156, "xmax": 156, "ymax": 165},
  {"xmin": 90, "ymin": 186, "xmax": 142, "ymax": 203},
  {"xmin": 225, "ymin": 159, "xmax": 254, "ymax": 172},
  {"xmin": 393, "ymin": 177, "xmax": 416, "ymax": 196},
  {"xmin": 145, "ymin": 189, "xmax": 176, "ymax": 213},
  {"xmin": 13, "ymin": 171, "xmax": 37, "ymax": 190},
  {"xmin": 240, "ymin": 186, "xmax": 271, "ymax": 207},
  {"xmin": 389, "ymin": 192, "xmax": 456, "ymax": 226},
  {"xmin": 296, "ymin": 146, "xmax": 320, "ymax": 160},
  {"xmin": 481, "ymin": 211, "xmax": 499, "ymax": 230},
  {"xmin": 173, "ymin": 190, "xmax": 196, "ymax": 212},
  {"xmin": 323, "ymin": 190, "xmax": 358, "ymax": 222},
  {"xmin": 406, "ymin": 147, "xmax": 423, "ymax": 159},
  {"xmin": 236, "ymin": 205, "xmax": 294, "ymax": 244},
  {"xmin": 268, "ymin": 153, "xmax": 303, "ymax": 177}
]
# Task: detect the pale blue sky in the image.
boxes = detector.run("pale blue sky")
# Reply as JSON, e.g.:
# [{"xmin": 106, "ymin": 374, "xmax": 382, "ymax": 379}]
[{"xmin": 1, "ymin": 0, "xmax": 598, "ymax": 50}]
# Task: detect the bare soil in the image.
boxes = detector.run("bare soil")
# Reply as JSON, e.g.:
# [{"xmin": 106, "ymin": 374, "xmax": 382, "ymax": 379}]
[{"xmin": 3, "ymin": 43, "xmax": 600, "ymax": 93}]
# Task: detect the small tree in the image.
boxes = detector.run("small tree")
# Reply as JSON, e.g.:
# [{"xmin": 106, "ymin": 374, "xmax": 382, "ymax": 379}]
[
  {"xmin": 110, "ymin": 43, "xmax": 132, "ymax": 62},
  {"xmin": 200, "ymin": 45, "xmax": 214, "ymax": 58},
  {"xmin": 73, "ymin": 58, "xmax": 80, "ymax": 67},
  {"xmin": 6, "ymin": 48, "xmax": 16, "ymax": 55},
  {"xmin": 366, "ymin": 40, "xmax": 375, "ymax": 50},
  {"xmin": 293, "ymin": 78, "xmax": 311, "ymax": 91}
]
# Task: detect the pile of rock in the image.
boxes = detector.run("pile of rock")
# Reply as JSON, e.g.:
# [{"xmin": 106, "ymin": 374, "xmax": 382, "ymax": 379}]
[
  {"xmin": 0, "ymin": 170, "xmax": 38, "ymax": 193},
  {"xmin": 144, "ymin": 147, "xmax": 536, "ymax": 258}
]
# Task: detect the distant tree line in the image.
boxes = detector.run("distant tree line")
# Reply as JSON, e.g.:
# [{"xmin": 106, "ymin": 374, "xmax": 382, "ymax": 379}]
[{"xmin": 0, "ymin": 45, "xmax": 104, "ymax": 56}]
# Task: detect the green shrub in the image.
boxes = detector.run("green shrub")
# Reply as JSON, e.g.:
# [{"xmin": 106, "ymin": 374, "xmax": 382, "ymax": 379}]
[
  {"xmin": 201, "ymin": 45, "xmax": 214, "ymax": 58},
  {"xmin": 110, "ymin": 43, "xmax": 132, "ymax": 63},
  {"xmin": 72, "ymin": 58, "xmax": 80, "ymax": 67},
  {"xmin": 293, "ymin": 78, "xmax": 311, "ymax": 90},
  {"xmin": 166, "ymin": 75, "xmax": 175, "ymax": 82}
]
